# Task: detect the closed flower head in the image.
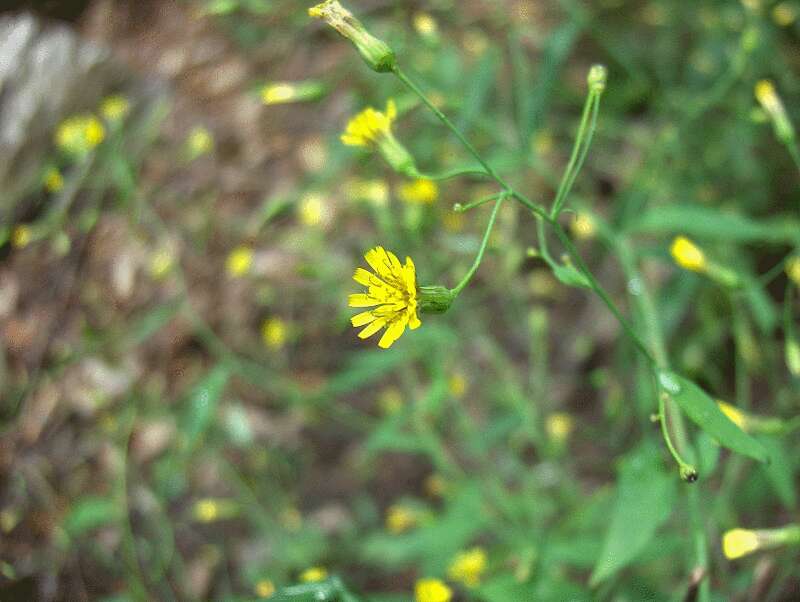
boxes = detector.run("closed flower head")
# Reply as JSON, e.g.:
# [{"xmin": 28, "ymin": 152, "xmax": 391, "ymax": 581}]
[
  {"xmin": 342, "ymin": 100, "xmax": 416, "ymax": 176},
  {"xmin": 722, "ymin": 528, "xmax": 761, "ymax": 560},
  {"xmin": 448, "ymin": 547, "xmax": 488, "ymax": 587},
  {"xmin": 670, "ymin": 236, "xmax": 706, "ymax": 272},
  {"xmin": 755, "ymin": 80, "xmax": 794, "ymax": 141},
  {"xmin": 308, "ymin": 1, "xmax": 395, "ymax": 72},
  {"xmin": 349, "ymin": 246, "xmax": 421, "ymax": 348},
  {"xmin": 299, "ymin": 566, "xmax": 328, "ymax": 582}
]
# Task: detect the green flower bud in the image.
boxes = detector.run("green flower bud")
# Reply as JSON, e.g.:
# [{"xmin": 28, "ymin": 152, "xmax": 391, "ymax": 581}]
[
  {"xmin": 418, "ymin": 285, "xmax": 456, "ymax": 314},
  {"xmin": 309, "ymin": 1, "xmax": 396, "ymax": 73},
  {"xmin": 587, "ymin": 64, "xmax": 608, "ymax": 94}
]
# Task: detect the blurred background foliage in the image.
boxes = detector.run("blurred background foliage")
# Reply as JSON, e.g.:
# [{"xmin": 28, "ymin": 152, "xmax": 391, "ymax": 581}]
[{"xmin": 1, "ymin": 0, "xmax": 799, "ymax": 600}]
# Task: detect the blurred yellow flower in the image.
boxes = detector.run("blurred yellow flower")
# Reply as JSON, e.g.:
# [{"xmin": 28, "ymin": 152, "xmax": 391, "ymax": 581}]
[
  {"xmin": 385, "ymin": 504, "xmax": 417, "ymax": 534},
  {"xmin": 755, "ymin": 80, "xmax": 793, "ymax": 141},
  {"xmin": 187, "ymin": 126, "xmax": 214, "ymax": 158},
  {"xmin": 255, "ymin": 579, "xmax": 275, "ymax": 598},
  {"xmin": 101, "ymin": 95, "xmax": 130, "ymax": 122},
  {"xmin": 773, "ymin": 2, "xmax": 797, "ymax": 26},
  {"xmin": 299, "ymin": 566, "xmax": 328, "ymax": 583},
  {"xmin": 570, "ymin": 213, "xmax": 596, "ymax": 240},
  {"xmin": 299, "ymin": 192, "xmax": 326, "ymax": 226},
  {"xmin": 722, "ymin": 528, "xmax": 760, "ymax": 560},
  {"xmin": 346, "ymin": 178, "xmax": 389, "ymax": 206},
  {"xmin": 349, "ymin": 246, "xmax": 421, "ymax": 349},
  {"xmin": 11, "ymin": 225, "xmax": 32, "ymax": 249},
  {"xmin": 226, "ymin": 246, "xmax": 254, "ymax": 277},
  {"xmin": 448, "ymin": 371, "xmax": 467, "ymax": 398},
  {"xmin": 413, "ymin": 13, "xmax": 438, "ymax": 37},
  {"xmin": 424, "ymin": 473, "xmax": 447, "ymax": 497},
  {"xmin": 399, "ymin": 179, "xmax": 438, "ymax": 204},
  {"xmin": 262, "ymin": 83, "xmax": 296, "ymax": 105},
  {"xmin": 342, "ymin": 100, "xmax": 397, "ymax": 147},
  {"xmin": 56, "ymin": 115, "xmax": 105, "ymax": 155},
  {"xmin": 149, "ymin": 249, "xmax": 175, "ymax": 279},
  {"xmin": 262, "ymin": 318, "xmax": 287, "ymax": 350},
  {"xmin": 415, "ymin": 578, "xmax": 452, "ymax": 602},
  {"xmin": 786, "ymin": 256, "xmax": 800, "ymax": 286},
  {"xmin": 194, "ymin": 499, "xmax": 219, "ymax": 523},
  {"xmin": 43, "ymin": 167, "xmax": 64, "ymax": 193},
  {"xmin": 717, "ymin": 401, "xmax": 746, "ymax": 430},
  {"xmin": 670, "ymin": 236, "xmax": 706, "ymax": 272},
  {"xmin": 546, "ymin": 412, "xmax": 575, "ymax": 443},
  {"xmin": 448, "ymin": 547, "xmax": 488, "ymax": 587}
]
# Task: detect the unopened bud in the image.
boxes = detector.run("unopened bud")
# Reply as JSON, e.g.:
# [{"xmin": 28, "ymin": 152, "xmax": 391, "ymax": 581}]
[
  {"xmin": 309, "ymin": 1, "xmax": 396, "ymax": 73},
  {"xmin": 587, "ymin": 64, "xmax": 608, "ymax": 94},
  {"xmin": 755, "ymin": 80, "xmax": 794, "ymax": 142},
  {"xmin": 418, "ymin": 285, "xmax": 455, "ymax": 314}
]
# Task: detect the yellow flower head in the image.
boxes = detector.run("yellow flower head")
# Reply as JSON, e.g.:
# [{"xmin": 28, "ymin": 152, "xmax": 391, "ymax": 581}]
[
  {"xmin": 11, "ymin": 225, "xmax": 32, "ymax": 249},
  {"xmin": 188, "ymin": 126, "xmax": 214, "ymax": 158},
  {"xmin": 399, "ymin": 179, "xmax": 439, "ymax": 204},
  {"xmin": 308, "ymin": 1, "xmax": 396, "ymax": 72},
  {"xmin": 755, "ymin": 80, "xmax": 793, "ymax": 140},
  {"xmin": 349, "ymin": 246, "xmax": 421, "ymax": 348},
  {"xmin": 299, "ymin": 566, "xmax": 328, "ymax": 583},
  {"xmin": 717, "ymin": 401, "xmax": 747, "ymax": 430},
  {"xmin": 415, "ymin": 578, "xmax": 452, "ymax": 602},
  {"xmin": 722, "ymin": 528, "xmax": 761, "ymax": 560},
  {"xmin": 101, "ymin": 95, "xmax": 130, "ymax": 122},
  {"xmin": 56, "ymin": 115, "xmax": 105, "ymax": 155},
  {"xmin": 255, "ymin": 579, "xmax": 276, "ymax": 598},
  {"xmin": 385, "ymin": 504, "xmax": 417, "ymax": 534},
  {"xmin": 342, "ymin": 100, "xmax": 397, "ymax": 147},
  {"xmin": 226, "ymin": 246, "xmax": 254, "ymax": 277},
  {"xmin": 773, "ymin": 2, "xmax": 798, "ymax": 26},
  {"xmin": 262, "ymin": 318, "xmax": 288, "ymax": 350},
  {"xmin": 149, "ymin": 249, "xmax": 175, "ymax": 279},
  {"xmin": 194, "ymin": 499, "xmax": 220, "ymax": 523},
  {"xmin": 570, "ymin": 213, "xmax": 596, "ymax": 240},
  {"xmin": 786, "ymin": 256, "xmax": 800, "ymax": 286},
  {"xmin": 546, "ymin": 412, "xmax": 575, "ymax": 443},
  {"xmin": 448, "ymin": 371, "xmax": 467, "ymax": 398},
  {"xmin": 413, "ymin": 13, "xmax": 439, "ymax": 37},
  {"xmin": 262, "ymin": 83, "xmax": 297, "ymax": 105},
  {"xmin": 299, "ymin": 192, "xmax": 327, "ymax": 226},
  {"xmin": 670, "ymin": 236, "xmax": 707, "ymax": 272},
  {"xmin": 448, "ymin": 547, "xmax": 488, "ymax": 588},
  {"xmin": 43, "ymin": 167, "xmax": 64, "ymax": 193}
]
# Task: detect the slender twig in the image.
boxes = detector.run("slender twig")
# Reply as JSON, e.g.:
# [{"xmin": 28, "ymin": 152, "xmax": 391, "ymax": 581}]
[{"xmin": 451, "ymin": 194, "xmax": 506, "ymax": 296}]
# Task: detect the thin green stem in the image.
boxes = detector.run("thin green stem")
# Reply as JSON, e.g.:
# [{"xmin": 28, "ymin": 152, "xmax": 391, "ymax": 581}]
[
  {"xmin": 451, "ymin": 195, "xmax": 505, "ymax": 296},
  {"xmin": 786, "ymin": 137, "xmax": 800, "ymax": 175},
  {"xmin": 414, "ymin": 166, "xmax": 493, "ymax": 181},
  {"xmin": 454, "ymin": 190, "xmax": 506, "ymax": 213},
  {"xmin": 550, "ymin": 92, "xmax": 600, "ymax": 218}
]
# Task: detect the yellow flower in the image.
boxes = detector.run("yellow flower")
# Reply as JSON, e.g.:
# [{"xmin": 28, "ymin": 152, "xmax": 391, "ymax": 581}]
[
  {"xmin": 722, "ymin": 528, "xmax": 761, "ymax": 560},
  {"xmin": 546, "ymin": 412, "xmax": 575, "ymax": 443},
  {"xmin": 188, "ymin": 126, "xmax": 214, "ymax": 158},
  {"xmin": 670, "ymin": 236, "xmax": 707, "ymax": 272},
  {"xmin": 43, "ymin": 167, "xmax": 64, "ymax": 193},
  {"xmin": 262, "ymin": 83, "xmax": 297, "ymax": 105},
  {"xmin": 773, "ymin": 2, "xmax": 798, "ymax": 26},
  {"xmin": 570, "ymin": 213, "xmax": 596, "ymax": 240},
  {"xmin": 101, "ymin": 95, "xmax": 130, "ymax": 122},
  {"xmin": 349, "ymin": 246, "xmax": 421, "ymax": 348},
  {"xmin": 424, "ymin": 473, "xmax": 447, "ymax": 497},
  {"xmin": 299, "ymin": 567, "xmax": 327, "ymax": 583},
  {"xmin": 755, "ymin": 80, "xmax": 793, "ymax": 140},
  {"xmin": 255, "ymin": 579, "xmax": 276, "ymax": 598},
  {"xmin": 194, "ymin": 499, "xmax": 220, "ymax": 522},
  {"xmin": 448, "ymin": 371, "xmax": 467, "ymax": 398},
  {"xmin": 342, "ymin": 100, "xmax": 398, "ymax": 147},
  {"xmin": 448, "ymin": 547, "xmax": 488, "ymax": 587},
  {"xmin": 308, "ymin": 0, "xmax": 395, "ymax": 73},
  {"xmin": 226, "ymin": 246, "xmax": 254, "ymax": 277},
  {"xmin": 413, "ymin": 13, "xmax": 438, "ymax": 37},
  {"xmin": 385, "ymin": 504, "xmax": 417, "ymax": 534},
  {"xmin": 786, "ymin": 256, "xmax": 800, "ymax": 287},
  {"xmin": 56, "ymin": 115, "xmax": 105, "ymax": 155},
  {"xmin": 149, "ymin": 249, "xmax": 175, "ymax": 278},
  {"xmin": 262, "ymin": 318, "xmax": 287, "ymax": 350},
  {"xmin": 399, "ymin": 179, "xmax": 438, "ymax": 204},
  {"xmin": 11, "ymin": 225, "xmax": 32, "ymax": 249},
  {"xmin": 717, "ymin": 401, "xmax": 746, "ymax": 430},
  {"xmin": 415, "ymin": 578, "xmax": 452, "ymax": 602},
  {"xmin": 299, "ymin": 192, "xmax": 326, "ymax": 226}
]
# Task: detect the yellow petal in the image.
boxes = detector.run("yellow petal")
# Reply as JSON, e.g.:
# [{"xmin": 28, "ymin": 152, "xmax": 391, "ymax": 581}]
[
  {"xmin": 386, "ymin": 99, "xmax": 397, "ymax": 121},
  {"xmin": 351, "ymin": 311, "xmax": 376, "ymax": 327},
  {"xmin": 349, "ymin": 293, "xmax": 380, "ymax": 307},
  {"xmin": 353, "ymin": 267, "xmax": 377, "ymax": 287},
  {"xmin": 378, "ymin": 315, "xmax": 408, "ymax": 348},
  {"xmin": 359, "ymin": 318, "xmax": 387, "ymax": 339},
  {"xmin": 408, "ymin": 310, "xmax": 421, "ymax": 330}
]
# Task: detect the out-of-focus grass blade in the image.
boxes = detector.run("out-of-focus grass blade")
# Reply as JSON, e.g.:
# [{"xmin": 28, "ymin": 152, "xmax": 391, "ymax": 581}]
[
  {"xmin": 657, "ymin": 371, "xmax": 769, "ymax": 463},
  {"xmin": 590, "ymin": 444, "xmax": 676, "ymax": 586},
  {"xmin": 743, "ymin": 278, "xmax": 778, "ymax": 334},
  {"xmin": 62, "ymin": 496, "xmax": 121, "ymax": 537},
  {"xmin": 122, "ymin": 299, "xmax": 183, "ymax": 349},
  {"xmin": 628, "ymin": 205, "xmax": 800, "ymax": 244},
  {"xmin": 179, "ymin": 364, "xmax": 230, "ymax": 451},
  {"xmin": 759, "ymin": 437, "xmax": 797, "ymax": 509},
  {"xmin": 456, "ymin": 47, "xmax": 499, "ymax": 135}
]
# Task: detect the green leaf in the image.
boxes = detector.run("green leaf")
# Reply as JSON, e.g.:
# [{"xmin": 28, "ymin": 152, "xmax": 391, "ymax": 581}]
[
  {"xmin": 590, "ymin": 444, "xmax": 676, "ymax": 586},
  {"xmin": 180, "ymin": 364, "xmax": 230, "ymax": 451},
  {"xmin": 657, "ymin": 371, "xmax": 769, "ymax": 463},
  {"xmin": 628, "ymin": 205, "xmax": 800, "ymax": 244},
  {"xmin": 63, "ymin": 496, "xmax": 121, "ymax": 536},
  {"xmin": 759, "ymin": 437, "xmax": 797, "ymax": 509}
]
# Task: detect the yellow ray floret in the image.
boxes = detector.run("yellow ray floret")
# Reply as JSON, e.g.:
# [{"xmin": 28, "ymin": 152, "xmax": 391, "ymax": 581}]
[
  {"xmin": 349, "ymin": 246, "xmax": 421, "ymax": 349},
  {"xmin": 341, "ymin": 100, "xmax": 397, "ymax": 147}
]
